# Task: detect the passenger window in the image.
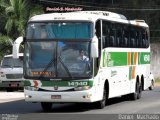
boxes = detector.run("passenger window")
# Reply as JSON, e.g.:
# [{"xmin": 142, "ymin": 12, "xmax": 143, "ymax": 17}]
[
  {"xmin": 116, "ymin": 26, "xmax": 123, "ymax": 47},
  {"xmin": 109, "ymin": 23, "xmax": 116, "ymax": 47},
  {"xmin": 122, "ymin": 26, "xmax": 129, "ymax": 47},
  {"xmin": 142, "ymin": 29, "xmax": 148, "ymax": 48},
  {"xmin": 130, "ymin": 27, "xmax": 136, "ymax": 48},
  {"xmin": 102, "ymin": 21, "xmax": 110, "ymax": 48}
]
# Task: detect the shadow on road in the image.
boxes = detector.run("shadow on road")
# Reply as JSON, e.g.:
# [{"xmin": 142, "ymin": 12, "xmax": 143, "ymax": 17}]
[
  {"xmin": 43, "ymin": 97, "xmax": 129, "ymax": 113},
  {"xmin": 0, "ymin": 97, "xmax": 128, "ymax": 114},
  {"xmin": 1, "ymin": 87, "xmax": 160, "ymax": 114}
]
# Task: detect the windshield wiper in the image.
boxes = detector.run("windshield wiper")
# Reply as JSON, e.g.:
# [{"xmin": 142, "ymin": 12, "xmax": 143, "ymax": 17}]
[
  {"xmin": 58, "ymin": 56, "xmax": 73, "ymax": 78},
  {"xmin": 38, "ymin": 57, "xmax": 55, "ymax": 79}
]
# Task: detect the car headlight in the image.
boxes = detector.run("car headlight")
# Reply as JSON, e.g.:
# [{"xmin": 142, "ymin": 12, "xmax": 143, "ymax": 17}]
[
  {"xmin": 0, "ymin": 72, "xmax": 5, "ymax": 77},
  {"xmin": 74, "ymin": 86, "xmax": 91, "ymax": 91}
]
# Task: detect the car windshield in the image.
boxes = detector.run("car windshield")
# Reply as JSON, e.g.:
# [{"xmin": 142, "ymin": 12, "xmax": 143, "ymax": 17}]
[{"xmin": 1, "ymin": 56, "xmax": 23, "ymax": 68}]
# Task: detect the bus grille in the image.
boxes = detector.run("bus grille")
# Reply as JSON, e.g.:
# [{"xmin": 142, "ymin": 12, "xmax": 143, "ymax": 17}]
[{"xmin": 6, "ymin": 74, "xmax": 23, "ymax": 79}]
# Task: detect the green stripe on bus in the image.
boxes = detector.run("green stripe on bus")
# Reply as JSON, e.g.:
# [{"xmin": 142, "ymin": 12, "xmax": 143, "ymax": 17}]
[
  {"xmin": 24, "ymin": 80, "xmax": 93, "ymax": 87},
  {"xmin": 129, "ymin": 66, "xmax": 132, "ymax": 80},
  {"xmin": 131, "ymin": 52, "xmax": 134, "ymax": 65},
  {"xmin": 106, "ymin": 52, "xmax": 128, "ymax": 67},
  {"xmin": 102, "ymin": 52, "xmax": 106, "ymax": 67},
  {"xmin": 24, "ymin": 80, "xmax": 31, "ymax": 86},
  {"xmin": 138, "ymin": 52, "xmax": 150, "ymax": 64},
  {"xmin": 102, "ymin": 52, "xmax": 150, "ymax": 67}
]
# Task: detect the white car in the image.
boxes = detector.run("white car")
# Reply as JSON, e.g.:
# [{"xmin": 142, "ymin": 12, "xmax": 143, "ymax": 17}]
[{"xmin": 0, "ymin": 53, "xmax": 24, "ymax": 92}]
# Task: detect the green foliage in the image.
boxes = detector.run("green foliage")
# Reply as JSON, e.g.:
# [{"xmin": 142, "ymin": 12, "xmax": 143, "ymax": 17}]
[
  {"xmin": 0, "ymin": 0, "xmax": 44, "ymax": 39},
  {"xmin": 155, "ymin": 78, "xmax": 160, "ymax": 83},
  {"xmin": 29, "ymin": 5, "xmax": 44, "ymax": 18},
  {"xmin": 0, "ymin": 0, "xmax": 29, "ymax": 38},
  {"xmin": 0, "ymin": 0, "xmax": 44, "ymax": 60},
  {"xmin": 0, "ymin": 35, "xmax": 12, "ymax": 60}
]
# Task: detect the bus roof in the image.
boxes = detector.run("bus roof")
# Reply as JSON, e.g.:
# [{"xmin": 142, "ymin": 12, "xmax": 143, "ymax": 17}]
[{"xmin": 29, "ymin": 11, "xmax": 148, "ymax": 27}]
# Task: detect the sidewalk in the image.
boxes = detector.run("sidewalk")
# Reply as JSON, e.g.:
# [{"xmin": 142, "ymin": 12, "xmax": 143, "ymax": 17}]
[{"xmin": 0, "ymin": 92, "xmax": 24, "ymax": 103}]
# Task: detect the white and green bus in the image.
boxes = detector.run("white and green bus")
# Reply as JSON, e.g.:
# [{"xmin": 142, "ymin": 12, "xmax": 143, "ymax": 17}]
[{"xmin": 23, "ymin": 11, "xmax": 152, "ymax": 111}]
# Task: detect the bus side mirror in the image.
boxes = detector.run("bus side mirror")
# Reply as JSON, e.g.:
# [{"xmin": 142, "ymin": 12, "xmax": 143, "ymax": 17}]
[
  {"xmin": 91, "ymin": 36, "xmax": 99, "ymax": 58},
  {"xmin": 13, "ymin": 36, "xmax": 23, "ymax": 58}
]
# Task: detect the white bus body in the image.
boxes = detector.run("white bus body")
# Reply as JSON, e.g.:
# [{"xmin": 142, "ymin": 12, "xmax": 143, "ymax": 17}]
[{"xmin": 24, "ymin": 11, "xmax": 152, "ymax": 110}]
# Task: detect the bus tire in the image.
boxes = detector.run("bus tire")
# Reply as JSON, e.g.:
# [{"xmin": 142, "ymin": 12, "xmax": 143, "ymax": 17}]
[
  {"xmin": 95, "ymin": 87, "xmax": 107, "ymax": 109},
  {"xmin": 137, "ymin": 82, "xmax": 142, "ymax": 99},
  {"xmin": 149, "ymin": 80, "xmax": 154, "ymax": 90},
  {"xmin": 41, "ymin": 102, "xmax": 52, "ymax": 112},
  {"xmin": 141, "ymin": 76, "xmax": 144, "ymax": 91},
  {"xmin": 130, "ymin": 81, "xmax": 140, "ymax": 100}
]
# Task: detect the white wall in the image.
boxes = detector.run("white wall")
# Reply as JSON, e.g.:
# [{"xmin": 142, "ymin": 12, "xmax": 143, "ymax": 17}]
[{"xmin": 151, "ymin": 43, "xmax": 160, "ymax": 78}]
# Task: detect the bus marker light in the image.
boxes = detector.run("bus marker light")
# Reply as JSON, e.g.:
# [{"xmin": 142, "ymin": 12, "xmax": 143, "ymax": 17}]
[{"xmin": 25, "ymin": 94, "xmax": 32, "ymax": 98}]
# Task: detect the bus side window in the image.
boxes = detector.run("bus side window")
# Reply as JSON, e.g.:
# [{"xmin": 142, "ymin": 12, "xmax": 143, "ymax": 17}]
[
  {"xmin": 136, "ymin": 30, "xmax": 141, "ymax": 48},
  {"xmin": 116, "ymin": 25, "xmax": 122, "ymax": 47},
  {"xmin": 102, "ymin": 21, "xmax": 112, "ymax": 48},
  {"xmin": 142, "ymin": 29, "xmax": 147, "ymax": 48},
  {"xmin": 95, "ymin": 20, "xmax": 102, "ymax": 68},
  {"xmin": 145, "ymin": 29, "xmax": 149, "ymax": 48},
  {"xmin": 130, "ymin": 38, "xmax": 135, "ymax": 48},
  {"xmin": 102, "ymin": 21, "xmax": 109, "ymax": 48},
  {"xmin": 130, "ymin": 27, "xmax": 136, "ymax": 48},
  {"xmin": 109, "ymin": 25, "xmax": 116, "ymax": 47},
  {"xmin": 122, "ymin": 29, "xmax": 128, "ymax": 47},
  {"xmin": 139, "ymin": 30, "xmax": 143, "ymax": 48},
  {"xmin": 102, "ymin": 36, "xmax": 106, "ymax": 48},
  {"xmin": 109, "ymin": 35, "xmax": 115, "ymax": 47},
  {"xmin": 95, "ymin": 20, "xmax": 101, "ymax": 55}
]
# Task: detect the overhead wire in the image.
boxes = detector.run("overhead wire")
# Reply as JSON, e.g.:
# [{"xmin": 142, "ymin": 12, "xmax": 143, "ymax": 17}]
[{"xmin": 39, "ymin": 0, "xmax": 160, "ymax": 11}]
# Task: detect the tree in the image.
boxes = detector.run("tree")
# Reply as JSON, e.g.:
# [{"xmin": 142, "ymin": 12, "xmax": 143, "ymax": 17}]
[
  {"xmin": 0, "ymin": 0, "xmax": 44, "ymax": 38},
  {"xmin": 0, "ymin": 0, "xmax": 30, "ymax": 39},
  {"xmin": 0, "ymin": 0, "xmax": 44, "ymax": 60}
]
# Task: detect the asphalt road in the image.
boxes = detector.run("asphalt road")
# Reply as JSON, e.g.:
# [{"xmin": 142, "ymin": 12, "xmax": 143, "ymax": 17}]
[{"xmin": 0, "ymin": 85, "xmax": 160, "ymax": 115}]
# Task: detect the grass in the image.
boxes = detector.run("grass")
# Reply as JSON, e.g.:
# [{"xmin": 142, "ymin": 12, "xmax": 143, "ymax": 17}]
[{"xmin": 155, "ymin": 78, "xmax": 160, "ymax": 83}]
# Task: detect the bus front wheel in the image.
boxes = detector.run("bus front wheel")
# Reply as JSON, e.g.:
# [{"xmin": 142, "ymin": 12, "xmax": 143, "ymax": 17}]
[
  {"xmin": 41, "ymin": 102, "xmax": 52, "ymax": 112},
  {"xmin": 95, "ymin": 88, "xmax": 107, "ymax": 109}
]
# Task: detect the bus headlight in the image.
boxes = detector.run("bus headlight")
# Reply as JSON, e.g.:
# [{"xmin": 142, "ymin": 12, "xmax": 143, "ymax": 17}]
[
  {"xmin": 74, "ymin": 86, "xmax": 91, "ymax": 91},
  {"xmin": 24, "ymin": 86, "xmax": 39, "ymax": 91}
]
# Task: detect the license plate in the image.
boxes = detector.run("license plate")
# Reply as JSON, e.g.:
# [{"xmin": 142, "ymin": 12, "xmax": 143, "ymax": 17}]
[
  {"xmin": 11, "ymin": 83, "xmax": 17, "ymax": 87},
  {"xmin": 51, "ymin": 95, "xmax": 61, "ymax": 99}
]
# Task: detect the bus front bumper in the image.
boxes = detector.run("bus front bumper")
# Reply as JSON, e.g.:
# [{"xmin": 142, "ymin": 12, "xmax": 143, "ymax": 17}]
[{"xmin": 24, "ymin": 89, "xmax": 95, "ymax": 103}]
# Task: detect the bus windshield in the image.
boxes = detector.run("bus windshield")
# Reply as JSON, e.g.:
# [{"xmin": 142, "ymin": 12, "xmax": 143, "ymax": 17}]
[
  {"xmin": 24, "ymin": 22, "xmax": 93, "ymax": 80},
  {"xmin": 1, "ymin": 56, "xmax": 23, "ymax": 68},
  {"xmin": 24, "ymin": 41, "xmax": 92, "ymax": 79},
  {"xmin": 26, "ymin": 22, "xmax": 92, "ymax": 39}
]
